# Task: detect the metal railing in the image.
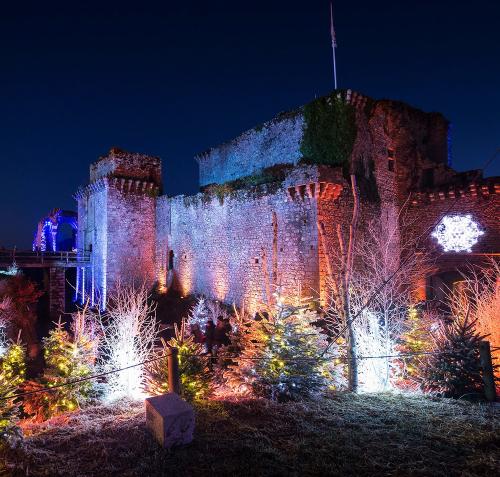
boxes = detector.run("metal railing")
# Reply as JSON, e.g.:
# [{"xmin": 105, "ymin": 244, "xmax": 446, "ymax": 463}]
[{"xmin": 0, "ymin": 248, "xmax": 91, "ymax": 266}]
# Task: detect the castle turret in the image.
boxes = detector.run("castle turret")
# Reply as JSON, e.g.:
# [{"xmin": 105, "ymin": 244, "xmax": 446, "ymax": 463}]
[{"xmin": 75, "ymin": 148, "xmax": 162, "ymax": 306}]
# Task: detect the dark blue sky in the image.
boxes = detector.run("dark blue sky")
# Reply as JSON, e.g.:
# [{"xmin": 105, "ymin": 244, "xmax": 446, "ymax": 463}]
[{"xmin": 1, "ymin": 0, "xmax": 499, "ymax": 248}]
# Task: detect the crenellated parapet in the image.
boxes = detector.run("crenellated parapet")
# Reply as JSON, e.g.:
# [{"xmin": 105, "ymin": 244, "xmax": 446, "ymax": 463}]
[
  {"xmin": 286, "ymin": 182, "xmax": 343, "ymax": 202},
  {"xmin": 74, "ymin": 176, "xmax": 161, "ymax": 200},
  {"xmin": 410, "ymin": 178, "xmax": 500, "ymax": 205},
  {"xmin": 73, "ymin": 178, "xmax": 107, "ymax": 200}
]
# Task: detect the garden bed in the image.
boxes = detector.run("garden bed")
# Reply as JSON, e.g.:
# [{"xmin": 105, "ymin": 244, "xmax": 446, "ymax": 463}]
[{"xmin": 2, "ymin": 393, "xmax": 499, "ymax": 477}]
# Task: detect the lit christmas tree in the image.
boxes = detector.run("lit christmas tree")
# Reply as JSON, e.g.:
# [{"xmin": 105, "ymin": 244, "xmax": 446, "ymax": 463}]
[
  {"xmin": 0, "ymin": 341, "xmax": 26, "ymax": 437},
  {"xmin": 397, "ymin": 306, "xmax": 433, "ymax": 385},
  {"xmin": 1, "ymin": 341, "xmax": 26, "ymax": 388},
  {"xmin": 419, "ymin": 312, "xmax": 496, "ymax": 398},
  {"xmin": 145, "ymin": 319, "xmax": 210, "ymax": 401},
  {"xmin": 186, "ymin": 296, "xmax": 208, "ymax": 328},
  {"xmin": 224, "ymin": 290, "xmax": 344, "ymax": 401},
  {"xmin": 24, "ymin": 320, "xmax": 96, "ymax": 421}
]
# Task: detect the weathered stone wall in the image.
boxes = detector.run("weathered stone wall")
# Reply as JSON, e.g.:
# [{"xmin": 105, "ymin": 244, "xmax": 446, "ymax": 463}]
[
  {"xmin": 49, "ymin": 267, "xmax": 66, "ymax": 320},
  {"xmin": 408, "ymin": 181, "xmax": 500, "ymax": 284},
  {"xmin": 157, "ymin": 182, "xmax": 321, "ymax": 312},
  {"xmin": 77, "ymin": 149, "xmax": 161, "ymax": 305},
  {"xmin": 105, "ymin": 184, "xmax": 157, "ymax": 290},
  {"xmin": 76, "ymin": 184, "xmax": 108, "ymax": 304},
  {"xmin": 155, "ymin": 195, "xmax": 171, "ymax": 292},
  {"xmin": 90, "ymin": 147, "xmax": 162, "ymax": 186},
  {"xmin": 76, "ymin": 93, "xmax": 499, "ymax": 313},
  {"xmin": 196, "ymin": 111, "xmax": 304, "ymax": 187},
  {"xmin": 195, "ymin": 91, "xmax": 450, "ymax": 198}
]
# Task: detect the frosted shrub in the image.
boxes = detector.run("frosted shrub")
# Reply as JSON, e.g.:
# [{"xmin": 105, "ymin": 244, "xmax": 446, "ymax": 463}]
[
  {"xmin": 98, "ymin": 283, "xmax": 159, "ymax": 401},
  {"xmin": 224, "ymin": 289, "xmax": 345, "ymax": 401}
]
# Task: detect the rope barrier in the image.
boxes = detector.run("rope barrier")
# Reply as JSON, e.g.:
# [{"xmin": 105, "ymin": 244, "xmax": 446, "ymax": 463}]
[
  {"xmin": 0, "ymin": 349, "xmax": 173, "ymax": 402},
  {"xmin": 0, "ymin": 348, "xmax": 442, "ymax": 402},
  {"xmin": 1, "ymin": 342, "xmax": 487, "ymax": 403}
]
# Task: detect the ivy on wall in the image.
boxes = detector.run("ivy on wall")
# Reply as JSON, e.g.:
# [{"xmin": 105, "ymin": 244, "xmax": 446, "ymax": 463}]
[{"xmin": 300, "ymin": 91, "xmax": 357, "ymax": 169}]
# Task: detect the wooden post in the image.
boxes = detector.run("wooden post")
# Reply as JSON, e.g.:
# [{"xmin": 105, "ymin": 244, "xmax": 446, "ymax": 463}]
[
  {"xmin": 479, "ymin": 341, "xmax": 497, "ymax": 402},
  {"xmin": 168, "ymin": 347, "xmax": 181, "ymax": 394}
]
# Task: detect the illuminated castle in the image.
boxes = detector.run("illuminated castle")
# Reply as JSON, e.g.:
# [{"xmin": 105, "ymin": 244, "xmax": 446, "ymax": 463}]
[{"xmin": 74, "ymin": 90, "xmax": 500, "ymax": 311}]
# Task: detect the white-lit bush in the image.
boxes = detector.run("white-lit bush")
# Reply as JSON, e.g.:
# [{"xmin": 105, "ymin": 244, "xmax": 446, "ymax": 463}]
[{"xmin": 98, "ymin": 283, "xmax": 159, "ymax": 401}]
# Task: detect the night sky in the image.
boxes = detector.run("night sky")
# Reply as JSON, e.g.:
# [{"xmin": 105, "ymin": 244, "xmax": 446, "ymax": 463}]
[{"xmin": 1, "ymin": 0, "xmax": 499, "ymax": 248}]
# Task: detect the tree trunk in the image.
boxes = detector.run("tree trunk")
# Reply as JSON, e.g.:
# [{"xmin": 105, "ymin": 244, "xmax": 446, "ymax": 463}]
[
  {"xmin": 345, "ymin": 294, "xmax": 358, "ymax": 392},
  {"xmin": 343, "ymin": 175, "xmax": 360, "ymax": 392}
]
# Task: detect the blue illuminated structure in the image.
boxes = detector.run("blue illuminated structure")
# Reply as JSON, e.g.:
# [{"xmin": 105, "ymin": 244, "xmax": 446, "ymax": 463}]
[{"xmin": 32, "ymin": 209, "xmax": 78, "ymax": 252}]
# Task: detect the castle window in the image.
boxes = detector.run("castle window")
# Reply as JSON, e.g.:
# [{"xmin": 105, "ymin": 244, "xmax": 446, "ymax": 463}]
[
  {"xmin": 168, "ymin": 250, "xmax": 174, "ymax": 270},
  {"xmin": 388, "ymin": 159, "xmax": 395, "ymax": 172},
  {"xmin": 254, "ymin": 258, "xmax": 259, "ymax": 264},
  {"xmin": 387, "ymin": 148, "xmax": 395, "ymax": 158}
]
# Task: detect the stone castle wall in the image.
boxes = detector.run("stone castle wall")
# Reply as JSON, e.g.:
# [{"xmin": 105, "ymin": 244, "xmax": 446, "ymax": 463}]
[
  {"xmin": 76, "ymin": 151, "xmax": 161, "ymax": 306},
  {"xmin": 105, "ymin": 183, "xmax": 157, "ymax": 290},
  {"xmin": 409, "ymin": 181, "xmax": 500, "ymax": 268},
  {"xmin": 76, "ymin": 92, "xmax": 499, "ymax": 310},
  {"xmin": 157, "ymin": 182, "xmax": 321, "ymax": 312},
  {"xmin": 90, "ymin": 147, "xmax": 162, "ymax": 185},
  {"xmin": 196, "ymin": 111, "xmax": 304, "ymax": 187}
]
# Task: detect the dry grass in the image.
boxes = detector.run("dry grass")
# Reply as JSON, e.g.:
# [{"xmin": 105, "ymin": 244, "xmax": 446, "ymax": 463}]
[{"xmin": 2, "ymin": 393, "xmax": 499, "ymax": 477}]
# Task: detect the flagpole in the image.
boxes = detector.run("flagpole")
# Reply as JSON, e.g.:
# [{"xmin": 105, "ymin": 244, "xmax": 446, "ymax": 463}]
[
  {"xmin": 330, "ymin": 2, "xmax": 337, "ymax": 89},
  {"xmin": 332, "ymin": 39, "xmax": 337, "ymax": 90}
]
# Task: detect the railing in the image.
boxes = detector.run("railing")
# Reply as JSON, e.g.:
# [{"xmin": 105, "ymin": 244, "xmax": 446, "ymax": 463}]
[{"xmin": 0, "ymin": 248, "xmax": 91, "ymax": 266}]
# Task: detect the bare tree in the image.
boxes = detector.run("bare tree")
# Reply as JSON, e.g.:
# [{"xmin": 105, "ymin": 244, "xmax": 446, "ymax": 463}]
[
  {"xmin": 448, "ymin": 259, "xmax": 500, "ymax": 364},
  {"xmin": 97, "ymin": 282, "xmax": 159, "ymax": 400},
  {"xmin": 320, "ymin": 174, "xmax": 360, "ymax": 391},
  {"xmin": 324, "ymin": 195, "xmax": 430, "ymax": 392},
  {"xmin": 0, "ymin": 297, "xmax": 12, "ymax": 355}
]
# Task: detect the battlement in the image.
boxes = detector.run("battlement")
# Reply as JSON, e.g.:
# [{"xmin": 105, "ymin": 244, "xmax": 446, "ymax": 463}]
[
  {"xmin": 410, "ymin": 177, "xmax": 500, "ymax": 205},
  {"xmin": 90, "ymin": 147, "xmax": 162, "ymax": 187}
]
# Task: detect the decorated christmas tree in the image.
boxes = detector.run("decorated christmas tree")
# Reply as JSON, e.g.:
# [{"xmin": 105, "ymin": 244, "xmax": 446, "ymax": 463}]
[
  {"xmin": 145, "ymin": 319, "xmax": 210, "ymax": 401},
  {"xmin": 0, "ymin": 341, "xmax": 26, "ymax": 437},
  {"xmin": 186, "ymin": 297, "xmax": 209, "ymax": 328},
  {"xmin": 396, "ymin": 306, "xmax": 434, "ymax": 386},
  {"xmin": 1, "ymin": 340, "xmax": 26, "ymax": 388},
  {"xmin": 224, "ymin": 290, "xmax": 344, "ymax": 401},
  {"xmin": 419, "ymin": 312, "xmax": 494, "ymax": 398},
  {"xmin": 24, "ymin": 319, "xmax": 96, "ymax": 421}
]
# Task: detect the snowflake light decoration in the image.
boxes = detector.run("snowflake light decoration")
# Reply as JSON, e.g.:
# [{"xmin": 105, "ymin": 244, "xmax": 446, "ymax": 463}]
[{"xmin": 432, "ymin": 214, "xmax": 484, "ymax": 252}]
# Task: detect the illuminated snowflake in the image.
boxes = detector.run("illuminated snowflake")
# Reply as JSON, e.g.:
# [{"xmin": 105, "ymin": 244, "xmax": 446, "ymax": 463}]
[{"xmin": 432, "ymin": 214, "xmax": 484, "ymax": 252}]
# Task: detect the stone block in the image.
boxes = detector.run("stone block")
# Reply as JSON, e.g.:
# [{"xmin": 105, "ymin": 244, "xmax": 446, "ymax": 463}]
[{"xmin": 145, "ymin": 393, "xmax": 195, "ymax": 449}]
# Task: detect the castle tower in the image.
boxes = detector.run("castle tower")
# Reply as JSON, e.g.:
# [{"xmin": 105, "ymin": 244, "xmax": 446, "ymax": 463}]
[{"xmin": 74, "ymin": 148, "xmax": 162, "ymax": 307}]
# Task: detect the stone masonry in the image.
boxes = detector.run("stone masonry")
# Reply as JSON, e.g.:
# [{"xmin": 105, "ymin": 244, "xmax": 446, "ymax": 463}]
[{"xmin": 75, "ymin": 91, "xmax": 500, "ymax": 312}]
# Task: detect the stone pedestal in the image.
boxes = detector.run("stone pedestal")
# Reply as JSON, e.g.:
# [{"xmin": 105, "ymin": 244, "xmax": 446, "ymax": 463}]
[{"xmin": 145, "ymin": 393, "xmax": 195, "ymax": 449}]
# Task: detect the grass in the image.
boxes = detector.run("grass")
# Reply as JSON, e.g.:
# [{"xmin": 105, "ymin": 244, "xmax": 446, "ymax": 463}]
[{"xmin": 2, "ymin": 393, "xmax": 499, "ymax": 477}]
